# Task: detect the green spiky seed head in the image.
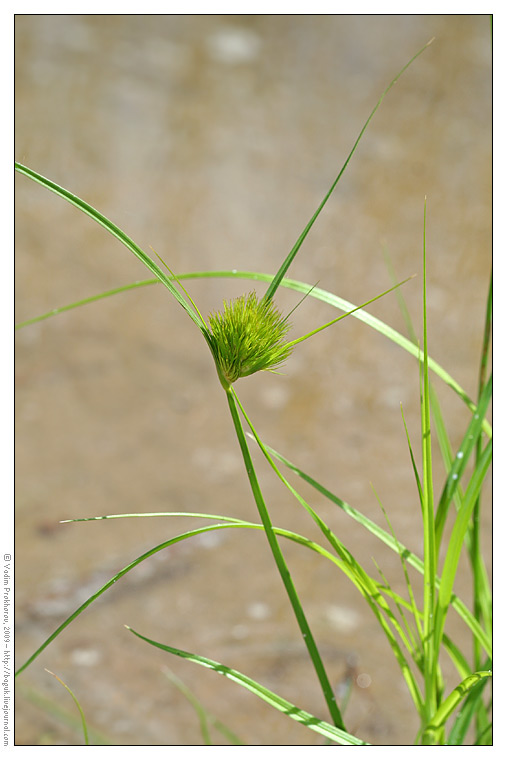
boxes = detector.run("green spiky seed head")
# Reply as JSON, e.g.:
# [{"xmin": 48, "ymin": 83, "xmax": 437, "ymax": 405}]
[{"xmin": 208, "ymin": 292, "xmax": 293, "ymax": 385}]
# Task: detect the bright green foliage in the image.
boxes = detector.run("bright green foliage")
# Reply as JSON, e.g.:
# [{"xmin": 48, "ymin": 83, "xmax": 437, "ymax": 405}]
[{"xmin": 207, "ymin": 292, "xmax": 293, "ymax": 384}]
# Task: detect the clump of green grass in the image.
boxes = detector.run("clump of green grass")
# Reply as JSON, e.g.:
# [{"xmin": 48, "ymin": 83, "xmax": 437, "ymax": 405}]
[{"xmin": 15, "ymin": 34, "xmax": 491, "ymax": 746}]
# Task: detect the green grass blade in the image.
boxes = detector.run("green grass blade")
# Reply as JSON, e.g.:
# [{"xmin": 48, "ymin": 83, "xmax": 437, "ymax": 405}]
[
  {"xmin": 126, "ymin": 627, "xmax": 369, "ymax": 745},
  {"xmin": 434, "ymin": 374, "xmax": 492, "ymax": 548},
  {"xmin": 422, "ymin": 670, "xmax": 492, "ymax": 745},
  {"xmin": 372, "ymin": 487, "xmax": 423, "ymax": 650},
  {"xmin": 263, "ymin": 38, "xmax": 434, "ymax": 301},
  {"xmin": 261, "ymin": 440, "xmax": 490, "ymax": 658},
  {"xmin": 447, "ymin": 660, "xmax": 492, "ymax": 745},
  {"xmin": 15, "ymin": 269, "xmax": 491, "ymax": 439},
  {"xmin": 236, "ymin": 395, "xmax": 424, "ymax": 715},
  {"xmin": 14, "ymin": 162, "xmax": 207, "ymax": 332},
  {"xmin": 372, "ymin": 561, "xmax": 420, "ymax": 667},
  {"xmin": 60, "ymin": 510, "xmax": 247, "ymax": 525},
  {"xmin": 433, "ymin": 438, "xmax": 492, "ymax": 655},
  {"xmin": 17, "ymin": 510, "xmax": 361, "ymax": 688},
  {"xmin": 17, "ymin": 682, "xmax": 113, "ymax": 745},
  {"xmin": 224, "ymin": 387, "xmax": 346, "ymax": 730},
  {"xmin": 44, "ymin": 669, "xmax": 89, "ymax": 745},
  {"xmin": 18, "ymin": 505, "xmax": 490, "ymax": 701},
  {"xmin": 14, "ymin": 279, "xmax": 158, "ymax": 330},
  {"xmin": 474, "ymin": 722, "xmax": 493, "ymax": 746},
  {"xmin": 477, "ymin": 271, "xmax": 492, "ymax": 397},
  {"xmin": 431, "ymin": 376, "xmax": 492, "ymax": 656},
  {"xmin": 440, "ymin": 635, "xmax": 472, "ymax": 682},
  {"xmin": 384, "ymin": 247, "xmax": 492, "ymax": 696},
  {"xmin": 285, "ymin": 276, "xmax": 414, "ymax": 349},
  {"xmin": 69, "ymin": 510, "xmax": 472, "ymax": 689},
  {"xmin": 400, "ymin": 403, "xmax": 424, "ymax": 512},
  {"xmin": 14, "ymin": 521, "xmax": 249, "ymax": 677},
  {"xmin": 420, "ymin": 199, "xmax": 438, "ymax": 736},
  {"xmin": 61, "ymin": 509, "xmax": 375, "ymax": 579},
  {"xmin": 471, "ymin": 270, "xmax": 492, "ymax": 670}
]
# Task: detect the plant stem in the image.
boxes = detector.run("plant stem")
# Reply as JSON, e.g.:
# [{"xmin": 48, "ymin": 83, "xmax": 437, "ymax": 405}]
[
  {"xmin": 472, "ymin": 271, "xmax": 492, "ymax": 664},
  {"xmin": 470, "ymin": 271, "xmax": 492, "ymax": 741},
  {"xmin": 421, "ymin": 198, "xmax": 438, "ymax": 743},
  {"xmin": 224, "ymin": 386, "xmax": 345, "ymax": 730}
]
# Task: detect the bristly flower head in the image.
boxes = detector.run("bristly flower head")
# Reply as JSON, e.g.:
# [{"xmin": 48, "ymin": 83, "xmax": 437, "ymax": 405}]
[{"xmin": 208, "ymin": 292, "xmax": 293, "ymax": 385}]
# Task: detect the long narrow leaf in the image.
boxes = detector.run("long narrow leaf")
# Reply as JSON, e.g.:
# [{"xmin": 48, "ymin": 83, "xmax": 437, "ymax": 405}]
[
  {"xmin": 16, "ymin": 270, "xmax": 490, "ymax": 437},
  {"xmin": 126, "ymin": 626, "xmax": 369, "ymax": 745},
  {"xmin": 15, "ymin": 514, "xmax": 355, "ymax": 678},
  {"xmin": 14, "ymin": 162, "xmax": 207, "ymax": 332},
  {"xmin": 15, "ymin": 279, "xmax": 157, "ymax": 330},
  {"xmin": 372, "ymin": 489, "xmax": 423, "ymax": 651},
  {"xmin": 65, "ymin": 508, "xmax": 484, "ymax": 679},
  {"xmin": 434, "ymin": 374, "xmax": 492, "ymax": 547},
  {"xmin": 263, "ymin": 38, "xmax": 434, "ymax": 301},
  {"xmin": 433, "ymin": 439, "xmax": 492, "ymax": 654},
  {"xmin": 260, "ymin": 439, "xmax": 490, "ymax": 658},
  {"xmin": 235, "ymin": 391, "xmax": 424, "ymax": 715},
  {"xmin": 471, "ymin": 270, "xmax": 493, "ymax": 674},
  {"xmin": 447, "ymin": 660, "xmax": 492, "ymax": 745},
  {"xmin": 224, "ymin": 387, "xmax": 345, "ymax": 729},
  {"xmin": 17, "ymin": 682, "xmax": 112, "ymax": 745},
  {"xmin": 420, "ymin": 198, "xmax": 438, "ymax": 733},
  {"xmin": 422, "ymin": 670, "xmax": 492, "ymax": 745},
  {"xmin": 44, "ymin": 669, "xmax": 89, "ymax": 745}
]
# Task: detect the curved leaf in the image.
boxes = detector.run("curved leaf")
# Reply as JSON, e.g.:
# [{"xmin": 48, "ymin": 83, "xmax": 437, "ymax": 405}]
[
  {"xmin": 126, "ymin": 626, "xmax": 369, "ymax": 745},
  {"xmin": 423, "ymin": 670, "xmax": 492, "ymax": 744},
  {"xmin": 15, "ymin": 270, "xmax": 490, "ymax": 437}
]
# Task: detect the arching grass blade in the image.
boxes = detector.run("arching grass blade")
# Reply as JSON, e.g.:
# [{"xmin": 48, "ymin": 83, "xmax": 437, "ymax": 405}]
[{"xmin": 126, "ymin": 626, "xmax": 369, "ymax": 746}]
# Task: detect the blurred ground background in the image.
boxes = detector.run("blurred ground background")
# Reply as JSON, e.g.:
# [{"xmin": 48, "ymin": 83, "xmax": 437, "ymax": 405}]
[{"xmin": 15, "ymin": 14, "xmax": 491, "ymax": 745}]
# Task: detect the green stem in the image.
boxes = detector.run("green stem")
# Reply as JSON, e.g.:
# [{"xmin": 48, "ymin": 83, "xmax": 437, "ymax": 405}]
[
  {"xmin": 470, "ymin": 271, "xmax": 492, "ymax": 741},
  {"xmin": 224, "ymin": 386, "xmax": 345, "ymax": 730},
  {"xmin": 421, "ymin": 199, "xmax": 438, "ymax": 743},
  {"xmin": 472, "ymin": 270, "xmax": 492, "ymax": 669}
]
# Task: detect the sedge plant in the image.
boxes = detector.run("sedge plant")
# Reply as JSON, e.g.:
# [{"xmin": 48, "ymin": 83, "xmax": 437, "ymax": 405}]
[{"xmin": 15, "ymin": 36, "xmax": 491, "ymax": 745}]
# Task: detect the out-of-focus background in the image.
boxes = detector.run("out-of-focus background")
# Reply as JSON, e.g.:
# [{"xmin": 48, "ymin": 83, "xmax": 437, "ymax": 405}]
[{"xmin": 15, "ymin": 15, "xmax": 491, "ymax": 745}]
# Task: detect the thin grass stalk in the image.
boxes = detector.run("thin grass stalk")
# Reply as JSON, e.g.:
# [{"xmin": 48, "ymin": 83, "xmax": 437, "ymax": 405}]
[
  {"xmin": 127, "ymin": 627, "xmax": 368, "ymax": 746},
  {"xmin": 447, "ymin": 659, "xmax": 492, "ymax": 745},
  {"xmin": 235, "ymin": 392, "xmax": 425, "ymax": 716},
  {"xmin": 263, "ymin": 38, "xmax": 434, "ymax": 302},
  {"xmin": 390, "ymin": 248, "xmax": 492, "ymax": 743},
  {"xmin": 15, "ymin": 517, "xmax": 348, "ymax": 678},
  {"xmin": 434, "ymin": 373, "xmax": 492, "ymax": 549},
  {"xmin": 400, "ymin": 403, "xmax": 424, "ymax": 512},
  {"xmin": 223, "ymin": 386, "xmax": 345, "ymax": 730},
  {"xmin": 44, "ymin": 669, "xmax": 89, "ymax": 745},
  {"xmin": 433, "ymin": 438, "xmax": 492, "ymax": 659},
  {"xmin": 422, "ymin": 669, "xmax": 492, "ymax": 745},
  {"xmin": 471, "ymin": 271, "xmax": 492, "ymax": 673},
  {"xmin": 261, "ymin": 441, "xmax": 490, "ymax": 659},
  {"xmin": 384, "ymin": 167, "xmax": 492, "ymax": 745},
  {"xmin": 420, "ymin": 199, "xmax": 439, "ymax": 743},
  {"xmin": 372, "ymin": 490, "xmax": 424, "ymax": 654},
  {"xmin": 14, "ymin": 163, "xmax": 207, "ymax": 333},
  {"xmin": 372, "ymin": 560, "xmax": 420, "ymax": 668},
  {"xmin": 16, "ymin": 682, "xmax": 112, "ymax": 745}
]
